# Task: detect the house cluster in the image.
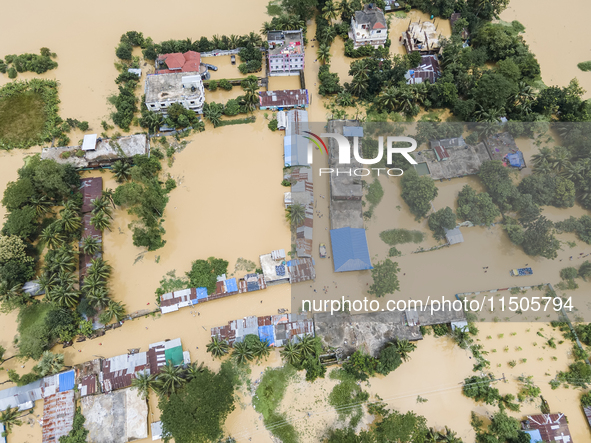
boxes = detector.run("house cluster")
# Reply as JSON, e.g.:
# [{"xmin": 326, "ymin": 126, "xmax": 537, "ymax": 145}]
[
  {"xmin": 267, "ymin": 30, "xmax": 305, "ymax": 76},
  {"xmin": 259, "ymin": 89, "xmax": 309, "ymax": 111},
  {"xmin": 211, "ymin": 313, "xmax": 314, "ymax": 346},
  {"xmin": 159, "ymin": 249, "xmax": 315, "ymax": 314},
  {"xmin": 41, "ymin": 134, "xmax": 150, "ymax": 169},
  {"xmin": 349, "ymin": 3, "xmax": 388, "ymax": 49},
  {"xmin": 400, "ymin": 18, "xmax": 446, "ymax": 85},
  {"xmin": 413, "ymin": 132, "xmax": 525, "ymax": 181},
  {"xmin": 0, "ymin": 338, "xmax": 188, "ymax": 443}
]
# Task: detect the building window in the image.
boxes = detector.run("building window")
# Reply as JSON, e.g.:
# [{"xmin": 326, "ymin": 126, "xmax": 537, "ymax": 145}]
[
  {"xmin": 190, "ymin": 101, "xmax": 195, "ymax": 105},
  {"xmin": 150, "ymin": 104, "xmax": 156, "ymax": 108},
  {"xmin": 160, "ymin": 103, "xmax": 166, "ymax": 107}
]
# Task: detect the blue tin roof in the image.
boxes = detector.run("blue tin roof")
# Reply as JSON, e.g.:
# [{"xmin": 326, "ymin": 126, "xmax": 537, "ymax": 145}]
[
  {"xmin": 196, "ymin": 287, "xmax": 208, "ymax": 300},
  {"xmin": 524, "ymin": 429, "xmax": 542, "ymax": 443},
  {"xmin": 225, "ymin": 278, "xmax": 238, "ymax": 293},
  {"xmin": 258, "ymin": 325, "xmax": 275, "ymax": 346},
  {"xmin": 330, "ymin": 228, "xmax": 373, "ymax": 272},
  {"xmin": 58, "ymin": 370, "xmax": 76, "ymax": 392}
]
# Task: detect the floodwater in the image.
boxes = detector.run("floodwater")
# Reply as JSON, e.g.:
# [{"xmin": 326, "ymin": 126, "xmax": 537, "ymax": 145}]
[
  {"xmin": 1, "ymin": 0, "xmax": 591, "ymax": 441},
  {"xmin": 500, "ymin": 0, "xmax": 591, "ymax": 98}
]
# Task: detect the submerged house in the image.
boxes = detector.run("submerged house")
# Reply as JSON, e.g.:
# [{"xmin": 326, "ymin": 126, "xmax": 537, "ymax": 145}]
[
  {"xmin": 330, "ymin": 227, "xmax": 373, "ymax": 272},
  {"xmin": 145, "ymin": 71, "xmax": 205, "ymax": 114},
  {"xmin": 405, "ymin": 55, "xmax": 441, "ymax": 84},
  {"xmin": 403, "ymin": 20, "xmax": 441, "ymax": 54},
  {"xmin": 259, "ymin": 89, "xmax": 309, "ymax": 111},
  {"xmin": 349, "ymin": 3, "xmax": 388, "ymax": 49},
  {"xmin": 156, "ymin": 51, "xmax": 205, "ymax": 75},
  {"xmin": 267, "ymin": 30, "xmax": 305, "ymax": 76},
  {"xmin": 521, "ymin": 414, "xmax": 572, "ymax": 443}
]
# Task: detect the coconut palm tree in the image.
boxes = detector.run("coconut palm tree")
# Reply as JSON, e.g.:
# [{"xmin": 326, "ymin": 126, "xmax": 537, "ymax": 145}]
[
  {"xmin": 440, "ymin": 426, "xmax": 463, "ymax": 443},
  {"xmin": 86, "ymin": 287, "xmax": 110, "ymax": 310},
  {"xmin": 203, "ymin": 104, "xmax": 223, "ymax": 127},
  {"xmin": 252, "ymin": 339, "xmax": 271, "ymax": 361},
  {"xmin": 286, "ymin": 203, "xmax": 306, "ymax": 227},
  {"xmin": 30, "ymin": 196, "xmax": 53, "ymax": 217},
  {"xmin": 322, "ymin": 0, "xmax": 340, "ymax": 24},
  {"xmin": 81, "ymin": 236, "xmax": 101, "ymax": 256},
  {"xmin": 550, "ymin": 149, "xmax": 571, "ymax": 172},
  {"xmin": 336, "ymin": 91, "xmax": 354, "ymax": 107},
  {"xmin": 378, "ymin": 87, "xmax": 399, "ymax": 112},
  {"xmin": 54, "ymin": 248, "xmax": 77, "ymax": 274},
  {"xmin": 40, "ymin": 224, "xmax": 65, "ymax": 250},
  {"xmin": 317, "ymin": 44, "xmax": 331, "ymax": 64},
  {"xmin": 102, "ymin": 189, "xmax": 116, "ymax": 209},
  {"xmin": 155, "ymin": 362, "xmax": 186, "ymax": 397},
  {"xmin": 51, "ymin": 286, "xmax": 79, "ymax": 308},
  {"xmin": 280, "ymin": 340, "xmax": 301, "ymax": 365},
  {"xmin": 90, "ymin": 212, "xmax": 111, "ymax": 232},
  {"xmin": 340, "ymin": 0, "xmax": 353, "ymax": 20},
  {"xmin": 105, "ymin": 300, "xmax": 126, "ymax": 322},
  {"xmin": 349, "ymin": 76, "xmax": 368, "ymax": 98},
  {"xmin": 91, "ymin": 196, "xmax": 110, "ymax": 214},
  {"xmin": 112, "ymin": 160, "xmax": 132, "ymax": 183},
  {"xmin": 34, "ymin": 351, "xmax": 65, "ymax": 377},
  {"xmin": 59, "ymin": 209, "xmax": 82, "ymax": 233},
  {"xmin": 391, "ymin": 339, "xmax": 416, "ymax": 362},
  {"xmin": 57, "ymin": 271, "xmax": 77, "ymax": 289},
  {"xmin": 349, "ymin": 60, "xmax": 369, "ymax": 80},
  {"xmin": 206, "ymin": 336, "xmax": 230, "ymax": 359},
  {"xmin": 531, "ymin": 147, "xmax": 553, "ymax": 168},
  {"xmin": 37, "ymin": 273, "xmax": 57, "ymax": 294},
  {"xmin": 232, "ymin": 341, "xmax": 254, "ymax": 365},
  {"xmin": 0, "ymin": 406, "xmax": 27, "ymax": 435},
  {"xmin": 228, "ymin": 34, "xmax": 239, "ymax": 50},
  {"xmin": 295, "ymin": 335, "xmax": 316, "ymax": 358},
  {"xmin": 246, "ymin": 32, "xmax": 263, "ymax": 47},
  {"xmin": 185, "ymin": 361, "xmax": 206, "ymax": 381},
  {"xmin": 533, "ymin": 159, "xmax": 553, "ymax": 175},
  {"xmin": 131, "ymin": 370, "xmax": 156, "ymax": 400},
  {"xmin": 87, "ymin": 257, "xmax": 112, "ymax": 280},
  {"xmin": 193, "ymin": 119, "xmax": 205, "ymax": 133},
  {"xmin": 560, "ymin": 162, "xmax": 584, "ymax": 182}
]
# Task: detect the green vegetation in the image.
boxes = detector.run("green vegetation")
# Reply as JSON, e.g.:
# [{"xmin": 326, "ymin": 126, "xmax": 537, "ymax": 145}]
[
  {"xmin": 400, "ymin": 169, "xmax": 438, "ymax": 220},
  {"xmin": 328, "ymin": 369, "xmax": 369, "ymax": 428},
  {"xmin": 456, "ymin": 185, "xmax": 500, "ymax": 225},
  {"xmin": 112, "ymin": 155, "xmax": 172, "ymax": 250},
  {"xmin": 577, "ymin": 61, "xmax": 591, "ymax": 72},
  {"xmin": 0, "ymin": 48, "xmax": 57, "ymax": 77},
  {"xmin": 0, "ymin": 406, "xmax": 31, "ymax": 437},
  {"xmin": 379, "ymin": 229, "xmax": 424, "ymax": 246},
  {"xmin": 472, "ymin": 409, "xmax": 528, "ymax": 443},
  {"xmin": 186, "ymin": 257, "xmax": 229, "ymax": 294},
  {"xmin": 555, "ymin": 216, "xmax": 591, "ymax": 244},
  {"xmin": 556, "ymin": 361, "xmax": 591, "ymax": 388},
  {"xmin": 0, "ymin": 80, "xmax": 64, "ymax": 149},
  {"xmin": 517, "ymin": 375, "xmax": 541, "ymax": 402},
  {"xmin": 59, "ymin": 407, "xmax": 89, "ymax": 443},
  {"xmin": 368, "ymin": 258, "xmax": 400, "ymax": 298},
  {"xmin": 159, "ymin": 361, "xmax": 238, "ymax": 443},
  {"xmin": 428, "ymin": 206, "xmax": 456, "ymax": 239},
  {"xmin": 342, "ymin": 340, "xmax": 414, "ymax": 381},
  {"xmin": 253, "ymin": 365, "xmax": 298, "ymax": 443},
  {"xmin": 463, "ymin": 374, "xmax": 502, "ymax": 405},
  {"xmin": 110, "ymin": 70, "xmax": 140, "ymax": 131},
  {"xmin": 231, "ymin": 334, "xmax": 271, "ymax": 364},
  {"xmin": 279, "ymin": 335, "xmax": 326, "ymax": 382},
  {"xmin": 363, "ymin": 178, "xmax": 384, "ymax": 219}
]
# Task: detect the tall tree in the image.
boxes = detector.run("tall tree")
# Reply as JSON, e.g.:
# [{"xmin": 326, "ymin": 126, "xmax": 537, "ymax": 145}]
[{"xmin": 368, "ymin": 259, "xmax": 400, "ymax": 298}]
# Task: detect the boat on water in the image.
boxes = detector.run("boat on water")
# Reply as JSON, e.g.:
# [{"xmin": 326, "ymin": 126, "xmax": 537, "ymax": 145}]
[
  {"xmin": 319, "ymin": 243, "xmax": 327, "ymax": 258},
  {"xmin": 510, "ymin": 267, "xmax": 533, "ymax": 276}
]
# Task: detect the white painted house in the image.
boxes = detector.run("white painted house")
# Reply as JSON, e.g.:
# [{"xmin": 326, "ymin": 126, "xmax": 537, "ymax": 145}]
[{"xmin": 349, "ymin": 4, "xmax": 388, "ymax": 49}]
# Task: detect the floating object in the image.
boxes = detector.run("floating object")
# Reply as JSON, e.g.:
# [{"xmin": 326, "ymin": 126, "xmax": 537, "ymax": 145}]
[{"xmin": 510, "ymin": 267, "xmax": 533, "ymax": 276}]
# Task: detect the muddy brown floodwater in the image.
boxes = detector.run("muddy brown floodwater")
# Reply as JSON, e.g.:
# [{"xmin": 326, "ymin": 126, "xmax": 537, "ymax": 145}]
[{"xmin": 1, "ymin": 0, "xmax": 591, "ymax": 441}]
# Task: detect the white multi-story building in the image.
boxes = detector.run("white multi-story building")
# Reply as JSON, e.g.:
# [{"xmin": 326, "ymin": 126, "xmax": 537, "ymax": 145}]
[
  {"xmin": 267, "ymin": 30, "xmax": 305, "ymax": 76},
  {"xmin": 349, "ymin": 4, "xmax": 388, "ymax": 49},
  {"xmin": 144, "ymin": 72, "xmax": 205, "ymax": 114}
]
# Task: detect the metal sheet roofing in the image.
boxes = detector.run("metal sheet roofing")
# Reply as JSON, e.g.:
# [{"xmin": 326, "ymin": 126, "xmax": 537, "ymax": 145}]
[
  {"xmin": 82, "ymin": 134, "xmax": 98, "ymax": 151},
  {"xmin": 225, "ymin": 278, "xmax": 238, "ymax": 293},
  {"xmin": 58, "ymin": 370, "xmax": 75, "ymax": 392},
  {"xmin": 41, "ymin": 390, "xmax": 75, "ymax": 443},
  {"xmin": 258, "ymin": 325, "xmax": 275, "ymax": 346},
  {"xmin": 330, "ymin": 227, "xmax": 373, "ymax": 272},
  {"xmin": 343, "ymin": 126, "xmax": 364, "ymax": 137},
  {"xmin": 445, "ymin": 227, "xmax": 464, "ymax": 245}
]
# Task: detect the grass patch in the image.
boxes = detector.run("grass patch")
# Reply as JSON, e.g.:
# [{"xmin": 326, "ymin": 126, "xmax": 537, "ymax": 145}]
[
  {"xmin": 328, "ymin": 369, "xmax": 369, "ymax": 428},
  {"xmin": 16, "ymin": 303, "xmax": 53, "ymax": 360},
  {"xmin": 578, "ymin": 61, "xmax": 591, "ymax": 72},
  {"xmin": 218, "ymin": 116, "xmax": 256, "ymax": 127},
  {"xmin": 253, "ymin": 365, "xmax": 298, "ymax": 443},
  {"xmin": 266, "ymin": 0, "xmax": 282, "ymax": 16},
  {"xmin": 380, "ymin": 229, "xmax": 424, "ymax": 245},
  {"xmin": 0, "ymin": 79, "xmax": 61, "ymax": 150},
  {"xmin": 0, "ymin": 92, "xmax": 45, "ymax": 145},
  {"xmin": 366, "ymin": 179, "xmax": 384, "ymax": 206},
  {"xmin": 394, "ymin": 11, "xmax": 407, "ymax": 18}
]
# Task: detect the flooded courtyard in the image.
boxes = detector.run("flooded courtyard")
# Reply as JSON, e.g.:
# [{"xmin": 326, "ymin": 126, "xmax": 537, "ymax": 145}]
[{"xmin": 1, "ymin": 0, "xmax": 591, "ymax": 441}]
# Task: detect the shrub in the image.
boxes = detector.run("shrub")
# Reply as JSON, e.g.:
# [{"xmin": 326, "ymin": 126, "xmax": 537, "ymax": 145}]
[
  {"xmin": 8, "ymin": 67, "xmax": 17, "ymax": 78},
  {"xmin": 379, "ymin": 229, "xmax": 424, "ymax": 245},
  {"xmin": 208, "ymin": 80, "xmax": 218, "ymax": 91},
  {"xmin": 115, "ymin": 42, "xmax": 133, "ymax": 60},
  {"xmin": 578, "ymin": 61, "xmax": 591, "ymax": 72},
  {"xmin": 218, "ymin": 79, "xmax": 233, "ymax": 90},
  {"xmin": 268, "ymin": 119, "xmax": 278, "ymax": 131}
]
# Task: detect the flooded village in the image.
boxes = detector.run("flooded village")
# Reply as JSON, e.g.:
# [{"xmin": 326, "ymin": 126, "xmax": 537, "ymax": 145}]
[{"xmin": 1, "ymin": 0, "xmax": 591, "ymax": 442}]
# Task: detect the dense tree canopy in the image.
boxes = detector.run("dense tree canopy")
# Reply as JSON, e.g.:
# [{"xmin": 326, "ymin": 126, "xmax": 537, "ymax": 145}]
[
  {"xmin": 186, "ymin": 257, "xmax": 229, "ymax": 294},
  {"xmin": 368, "ymin": 259, "xmax": 400, "ymax": 298},
  {"xmin": 456, "ymin": 185, "xmax": 500, "ymax": 225},
  {"xmin": 400, "ymin": 169, "xmax": 438, "ymax": 220}
]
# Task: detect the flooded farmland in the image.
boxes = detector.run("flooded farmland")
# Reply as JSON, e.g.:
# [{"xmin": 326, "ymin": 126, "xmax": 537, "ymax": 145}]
[{"xmin": 1, "ymin": 0, "xmax": 591, "ymax": 441}]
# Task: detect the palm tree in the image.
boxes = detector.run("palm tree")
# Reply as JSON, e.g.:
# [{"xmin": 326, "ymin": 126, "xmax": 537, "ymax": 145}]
[
  {"xmin": 34, "ymin": 351, "xmax": 65, "ymax": 377},
  {"xmin": 336, "ymin": 91, "xmax": 354, "ymax": 107},
  {"xmin": 60, "ymin": 209, "xmax": 82, "ymax": 233},
  {"xmin": 90, "ymin": 212, "xmax": 111, "ymax": 232},
  {"xmin": 0, "ymin": 406, "xmax": 26, "ymax": 435},
  {"xmin": 62, "ymin": 199, "xmax": 81, "ymax": 213},
  {"xmin": 295, "ymin": 335, "xmax": 316, "ymax": 358},
  {"xmin": 87, "ymin": 258, "xmax": 112, "ymax": 280},
  {"xmin": 40, "ymin": 224, "xmax": 65, "ymax": 250},
  {"xmin": 112, "ymin": 160, "xmax": 132, "ymax": 183},
  {"xmin": 185, "ymin": 361, "xmax": 206, "ymax": 381},
  {"xmin": 102, "ymin": 189, "xmax": 116, "ymax": 209},
  {"xmin": 286, "ymin": 203, "xmax": 306, "ymax": 227},
  {"xmin": 57, "ymin": 271, "xmax": 77, "ymax": 289},
  {"xmin": 91, "ymin": 197, "xmax": 110, "ymax": 214},
  {"xmin": 252, "ymin": 339, "xmax": 271, "ymax": 361},
  {"xmin": 193, "ymin": 119, "xmax": 205, "ymax": 133},
  {"xmin": 340, "ymin": 0, "xmax": 354, "ymax": 20},
  {"xmin": 30, "ymin": 196, "xmax": 53, "ymax": 217},
  {"xmin": 81, "ymin": 236, "xmax": 101, "ymax": 256},
  {"xmin": 38, "ymin": 273, "xmax": 57, "ymax": 294},
  {"xmin": 155, "ymin": 362, "xmax": 186, "ymax": 397},
  {"xmin": 142, "ymin": 111, "xmax": 163, "ymax": 134},
  {"xmin": 378, "ymin": 87, "xmax": 399, "ymax": 112},
  {"xmin": 531, "ymin": 147, "xmax": 553, "ymax": 168},
  {"xmin": 391, "ymin": 339, "xmax": 416, "ymax": 362},
  {"xmin": 106, "ymin": 300, "xmax": 126, "ymax": 322},
  {"xmin": 321, "ymin": 26, "xmax": 336, "ymax": 44},
  {"xmin": 206, "ymin": 336, "xmax": 230, "ymax": 359},
  {"xmin": 54, "ymin": 248, "xmax": 77, "ymax": 273},
  {"xmin": 322, "ymin": 0, "xmax": 340, "ymax": 24},
  {"xmin": 317, "ymin": 44, "xmax": 331, "ymax": 65},
  {"xmin": 246, "ymin": 32, "xmax": 263, "ymax": 47},
  {"xmin": 51, "ymin": 286, "xmax": 79, "ymax": 308},
  {"xmin": 203, "ymin": 104, "xmax": 223, "ymax": 127},
  {"xmin": 349, "ymin": 76, "xmax": 368, "ymax": 97},
  {"xmin": 550, "ymin": 149, "xmax": 570, "ymax": 172},
  {"xmin": 560, "ymin": 162, "xmax": 584, "ymax": 182},
  {"xmin": 280, "ymin": 340, "xmax": 301, "ymax": 365},
  {"xmin": 232, "ymin": 341, "xmax": 254, "ymax": 365},
  {"xmin": 131, "ymin": 370, "xmax": 156, "ymax": 400},
  {"xmin": 228, "ymin": 34, "xmax": 239, "ymax": 50},
  {"xmin": 440, "ymin": 426, "xmax": 463, "ymax": 443},
  {"xmin": 533, "ymin": 159, "xmax": 553, "ymax": 175},
  {"xmin": 349, "ymin": 60, "xmax": 369, "ymax": 80},
  {"xmin": 86, "ymin": 287, "xmax": 110, "ymax": 310}
]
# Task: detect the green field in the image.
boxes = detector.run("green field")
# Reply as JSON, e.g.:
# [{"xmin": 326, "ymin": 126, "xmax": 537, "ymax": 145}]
[{"xmin": 0, "ymin": 91, "xmax": 46, "ymax": 146}]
